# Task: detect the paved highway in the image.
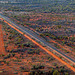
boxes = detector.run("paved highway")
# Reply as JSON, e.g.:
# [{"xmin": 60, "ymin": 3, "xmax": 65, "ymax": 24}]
[{"xmin": 0, "ymin": 14, "xmax": 75, "ymax": 64}]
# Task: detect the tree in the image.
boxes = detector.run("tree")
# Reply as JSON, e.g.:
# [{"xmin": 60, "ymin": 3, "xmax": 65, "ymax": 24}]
[
  {"xmin": 12, "ymin": 53, "xmax": 15, "ymax": 57},
  {"xmin": 53, "ymin": 70, "xmax": 59, "ymax": 75},
  {"xmin": 57, "ymin": 25, "xmax": 61, "ymax": 29},
  {"xmin": 6, "ymin": 61, "xmax": 9, "ymax": 65},
  {"xmin": 27, "ymin": 16, "xmax": 30, "ymax": 21},
  {"xmin": 65, "ymin": 72, "xmax": 69, "ymax": 75}
]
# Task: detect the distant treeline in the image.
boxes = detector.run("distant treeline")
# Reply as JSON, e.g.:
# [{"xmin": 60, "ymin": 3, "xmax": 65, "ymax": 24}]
[{"xmin": 0, "ymin": 0, "xmax": 75, "ymax": 13}]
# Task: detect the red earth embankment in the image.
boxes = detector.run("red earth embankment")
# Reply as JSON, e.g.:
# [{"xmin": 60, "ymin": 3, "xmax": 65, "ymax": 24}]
[{"xmin": 0, "ymin": 25, "xmax": 5, "ymax": 55}]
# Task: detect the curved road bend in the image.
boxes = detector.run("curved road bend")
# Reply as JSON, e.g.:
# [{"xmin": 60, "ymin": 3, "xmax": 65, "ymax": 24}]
[{"xmin": 0, "ymin": 14, "xmax": 75, "ymax": 64}]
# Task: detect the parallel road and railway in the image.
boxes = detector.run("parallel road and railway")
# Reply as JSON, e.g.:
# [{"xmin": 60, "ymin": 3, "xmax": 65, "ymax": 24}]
[{"xmin": 0, "ymin": 14, "xmax": 75, "ymax": 72}]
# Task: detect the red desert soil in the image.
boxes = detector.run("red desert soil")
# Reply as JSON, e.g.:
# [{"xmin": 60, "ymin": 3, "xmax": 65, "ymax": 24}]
[
  {"xmin": 2, "ymin": 19, "xmax": 75, "ymax": 72},
  {"xmin": 0, "ymin": 25, "xmax": 6, "ymax": 55}
]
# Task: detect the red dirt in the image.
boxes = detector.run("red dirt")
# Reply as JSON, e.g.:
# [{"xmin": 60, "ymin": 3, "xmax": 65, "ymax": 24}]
[
  {"xmin": 0, "ymin": 25, "xmax": 6, "ymax": 55},
  {"xmin": 2, "ymin": 19, "xmax": 75, "ymax": 72}
]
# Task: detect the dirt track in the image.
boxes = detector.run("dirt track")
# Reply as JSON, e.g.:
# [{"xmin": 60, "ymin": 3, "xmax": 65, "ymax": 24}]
[
  {"xmin": 0, "ymin": 25, "xmax": 5, "ymax": 55},
  {"xmin": 0, "ymin": 19, "xmax": 75, "ymax": 72}
]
